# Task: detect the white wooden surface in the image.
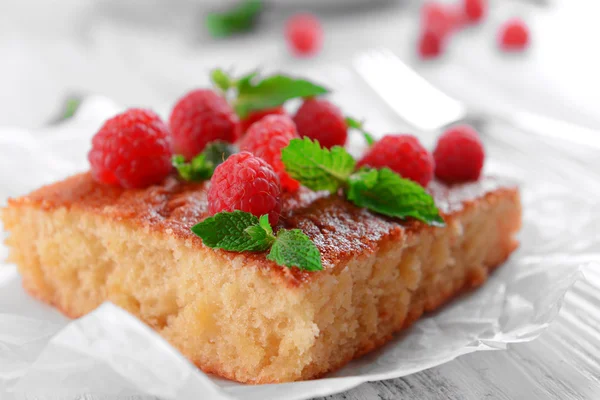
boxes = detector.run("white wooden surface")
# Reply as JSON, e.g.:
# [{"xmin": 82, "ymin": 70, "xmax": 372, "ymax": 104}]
[{"xmin": 1, "ymin": 1, "xmax": 599, "ymax": 399}]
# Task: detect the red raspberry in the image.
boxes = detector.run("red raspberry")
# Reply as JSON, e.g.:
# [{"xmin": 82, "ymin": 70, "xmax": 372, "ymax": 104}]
[
  {"xmin": 433, "ymin": 125, "xmax": 485, "ymax": 183},
  {"xmin": 293, "ymin": 98, "xmax": 347, "ymax": 149},
  {"xmin": 498, "ymin": 19, "xmax": 529, "ymax": 51},
  {"xmin": 358, "ymin": 134, "xmax": 434, "ymax": 187},
  {"xmin": 208, "ymin": 152, "xmax": 281, "ymax": 226},
  {"xmin": 285, "ymin": 13, "xmax": 323, "ymax": 57},
  {"xmin": 463, "ymin": 0, "xmax": 486, "ymax": 23},
  {"xmin": 240, "ymin": 115, "xmax": 300, "ymax": 192},
  {"xmin": 421, "ymin": 3, "xmax": 456, "ymax": 37},
  {"xmin": 239, "ymin": 106, "xmax": 286, "ymax": 133},
  {"xmin": 88, "ymin": 109, "xmax": 172, "ymax": 189},
  {"xmin": 169, "ymin": 89, "xmax": 239, "ymax": 160},
  {"xmin": 418, "ymin": 29, "xmax": 444, "ymax": 59}
]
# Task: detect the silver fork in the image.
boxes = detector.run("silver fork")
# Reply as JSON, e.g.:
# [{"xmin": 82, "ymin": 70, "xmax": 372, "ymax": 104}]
[{"xmin": 353, "ymin": 48, "xmax": 600, "ymax": 150}]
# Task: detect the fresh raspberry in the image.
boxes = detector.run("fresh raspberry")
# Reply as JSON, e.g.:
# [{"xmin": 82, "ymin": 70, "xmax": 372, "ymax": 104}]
[
  {"xmin": 418, "ymin": 29, "xmax": 444, "ymax": 59},
  {"xmin": 463, "ymin": 0, "xmax": 486, "ymax": 23},
  {"xmin": 285, "ymin": 13, "xmax": 323, "ymax": 57},
  {"xmin": 208, "ymin": 152, "xmax": 281, "ymax": 226},
  {"xmin": 433, "ymin": 125, "xmax": 485, "ymax": 183},
  {"xmin": 88, "ymin": 109, "xmax": 172, "ymax": 189},
  {"xmin": 239, "ymin": 106, "xmax": 287, "ymax": 133},
  {"xmin": 498, "ymin": 18, "xmax": 529, "ymax": 51},
  {"xmin": 169, "ymin": 89, "xmax": 239, "ymax": 160},
  {"xmin": 358, "ymin": 134, "xmax": 434, "ymax": 187},
  {"xmin": 293, "ymin": 98, "xmax": 347, "ymax": 148},
  {"xmin": 421, "ymin": 3, "xmax": 456, "ymax": 37},
  {"xmin": 240, "ymin": 115, "xmax": 300, "ymax": 192}
]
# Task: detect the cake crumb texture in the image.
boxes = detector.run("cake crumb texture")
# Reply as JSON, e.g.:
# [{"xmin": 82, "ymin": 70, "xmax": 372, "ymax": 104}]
[{"xmin": 1, "ymin": 176, "xmax": 521, "ymax": 383}]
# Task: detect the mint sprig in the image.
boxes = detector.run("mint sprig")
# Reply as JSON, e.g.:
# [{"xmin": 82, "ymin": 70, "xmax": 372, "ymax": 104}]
[
  {"xmin": 191, "ymin": 211, "xmax": 273, "ymax": 251},
  {"xmin": 347, "ymin": 168, "xmax": 445, "ymax": 225},
  {"xmin": 191, "ymin": 211, "xmax": 323, "ymax": 271},
  {"xmin": 267, "ymin": 229, "xmax": 323, "ymax": 272},
  {"xmin": 280, "ymin": 137, "xmax": 356, "ymax": 192},
  {"xmin": 345, "ymin": 116, "xmax": 375, "ymax": 146},
  {"xmin": 205, "ymin": 0, "xmax": 263, "ymax": 38},
  {"xmin": 281, "ymin": 138, "xmax": 444, "ymax": 226},
  {"xmin": 211, "ymin": 69, "xmax": 329, "ymax": 118},
  {"xmin": 173, "ymin": 141, "xmax": 237, "ymax": 181}
]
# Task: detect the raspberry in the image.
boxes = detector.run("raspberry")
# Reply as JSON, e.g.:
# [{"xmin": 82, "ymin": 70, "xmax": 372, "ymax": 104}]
[
  {"xmin": 433, "ymin": 125, "xmax": 485, "ymax": 183},
  {"xmin": 88, "ymin": 109, "xmax": 172, "ymax": 189},
  {"xmin": 293, "ymin": 98, "xmax": 347, "ymax": 149},
  {"xmin": 498, "ymin": 18, "xmax": 529, "ymax": 51},
  {"xmin": 240, "ymin": 115, "xmax": 300, "ymax": 192},
  {"xmin": 418, "ymin": 29, "xmax": 444, "ymax": 59},
  {"xmin": 208, "ymin": 152, "xmax": 282, "ymax": 226},
  {"xmin": 358, "ymin": 134, "xmax": 434, "ymax": 187},
  {"xmin": 463, "ymin": 0, "xmax": 486, "ymax": 23},
  {"xmin": 285, "ymin": 13, "xmax": 323, "ymax": 57},
  {"xmin": 169, "ymin": 89, "xmax": 239, "ymax": 160},
  {"xmin": 421, "ymin": 3, "xmax": 456, "ymax": 37},
  {"xmin": 239, "ymin": 106, "xmax": 286, "ymax": 133}
]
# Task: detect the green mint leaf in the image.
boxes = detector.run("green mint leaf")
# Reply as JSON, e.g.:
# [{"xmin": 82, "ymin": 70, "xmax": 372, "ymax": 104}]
[
  {"xmin": 191, "ymin": 210, "xmax": 273, "ymax": 252},
  {"xmin": 244, "ymin": 214, "xmax": 275, "ymax": 245},
  {"xmin": 267, "ymin": 229, "xmax": 323, "ymax": 271},
  {"xmin": 205, "ymin": 0, "xmax": 263, "ymax": 38},
  {"xmin": 235, "ymin": 70, "xmax": 259, "ymax": 92},
  {"xmin": 62, "ymin": 97, "xmax": 81, "ymax": 120},
  {"xmin": 346, "ymin": 168, "xmax": 445, "ymax": 225},
  {"xmin": 234, "ymin": 74, "xmax": 328, "ymax": 118},
  {"xmin": 211, "ymin": 68, "xmax": 233, "ymax": 91},
  {"xmin": 258, "ymin": 214, "xmax": 273, "ymax": 236},
  {"xmin": 202, "ymin": 141, "xmax": 237, "ymax": 167},
  {"xmin": 172, "ymin": 154, "xmax": 214, "ymax": 181},
  {"xmin": 281, "ymin": 137, "xmax": 356, "ymax": 192},
  {"xmin": 345, "ymin": 116, "xmax": 375, "ymax": 146},
  {"xmin": 344, "ymin": 116, "xmax": 362, "ymax": 130},
  {"xmin": 173, "ymin": 141, "xmax": 237, "ymax": 181}
]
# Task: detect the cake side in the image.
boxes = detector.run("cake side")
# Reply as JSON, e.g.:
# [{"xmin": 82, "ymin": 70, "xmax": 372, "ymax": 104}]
[{"xmin": 1, "ymin": 175, "xmax": 521, "ymax": 383}]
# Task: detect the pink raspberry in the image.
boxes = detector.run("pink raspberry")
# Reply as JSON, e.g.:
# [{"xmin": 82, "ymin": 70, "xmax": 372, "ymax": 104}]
[
  {"xmin": 293, "ymin": 98, "xmax": 347, "ymax": 149},
  {"xmin": 169, "ymin": 89, "xmax": 240, "ymax": 160},
  {"xmin": 239, "ymin": 115, "xmax": 300, "ymax": 192},
  {"xmin": 208, "ymin": 152, "xmax": 282, "ymax": 226},
  {"xmin": 358, "ymin": 134, "xmax": 434, "ymax": 187},
  {"xmin": 433, "ymin": 125, "xmax": 485, "ymax": 183},
  {"xmin": 498, "ymin": 18, "xmax": 530, "ymax": 51},
  {"xmin": 418, "ymin": 29, "xmax": 445, "ymax": 59},
  {"xmin": 421, "ymin": 3, "xmax": 456, "ymax": 37},
  {"xmin": 463, "ymin": 0, "xmax": 486, "ymax": 23},
  {"xmin": 285, "ymin": 13, "xmax": 323, "ymax": 57},
  {"xmin": 88, "ymin": 108, "xmax": 172, "ymax": 189}
]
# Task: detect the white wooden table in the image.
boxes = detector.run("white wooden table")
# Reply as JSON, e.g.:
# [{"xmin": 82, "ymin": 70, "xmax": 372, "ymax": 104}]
[{"xmin": 1, "ymin": 1, "xmax": 599, "ymax": 399}]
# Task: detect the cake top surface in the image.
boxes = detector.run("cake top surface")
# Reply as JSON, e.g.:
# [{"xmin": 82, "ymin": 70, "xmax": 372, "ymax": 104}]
[{"xmin": 9, "ymin": 172, "xmax": 516, "ymax": 283}]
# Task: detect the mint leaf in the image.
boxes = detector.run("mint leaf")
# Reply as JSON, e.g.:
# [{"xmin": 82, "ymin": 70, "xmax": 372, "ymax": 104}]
[
  {"xmin": 345, "ymin": 116, "xmax": 375, "ymax": 146},
  {"xmin": 191, "ymin": 211, "xmax": 273, "ymax": 251},
  {"xmin": 173, "ymin": 141, "xmax": 237, "ymax": 181},
  {"xmin": 234, "ymin": 75, "xmax": 328, "ymax": 118},
  {"xmin": 202, "ymin": 141, "xmax": 237, "ymax": 166},
  {"xmin": 346, "ymin": 168, "xmax": 445, "ymax": 225},
  {"xmin": 191, "ymin": 211, "xmax": 323, "ymax": 272},
  {"xmin": 211, "ymin": 68, "xmax": 233, "ymax": 91},
  {"xmin": 281, "ymin": 137, "xmax": 356, "ymax": 192},
  {"xmin": 205, "ymin": 0, "xmax": 263, "ymax": 38},
  {"xmin": 267, "ymin": 229, "xmax": 323, "ymax": 271},
  {"xmin": 258, "ymin": 214, "xmax": 273, "ymax": 236},
  {"xmin": 172, "ymin": 154, "xmax": 214, "ymax": 181}
]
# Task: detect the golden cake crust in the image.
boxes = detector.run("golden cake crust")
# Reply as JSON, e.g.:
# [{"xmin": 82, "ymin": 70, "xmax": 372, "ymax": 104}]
[{"xmin": 7, "ymin": 172, "xmax": 516, "ymax": 286}]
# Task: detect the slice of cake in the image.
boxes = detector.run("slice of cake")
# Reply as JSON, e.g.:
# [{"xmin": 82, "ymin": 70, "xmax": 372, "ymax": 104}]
[{"xmin": 1, "ymin": 173, "xmax": 521, "ymax": 383}]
